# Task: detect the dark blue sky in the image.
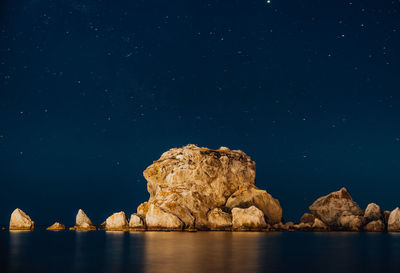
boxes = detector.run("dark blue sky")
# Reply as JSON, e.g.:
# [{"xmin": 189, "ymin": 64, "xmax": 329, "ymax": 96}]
[{"xmin": 1, "ymin": 0, "xmax": 399, "ymax": 225}]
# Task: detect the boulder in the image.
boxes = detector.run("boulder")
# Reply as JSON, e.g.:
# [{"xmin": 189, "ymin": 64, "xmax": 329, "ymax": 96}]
[
  {"xmin": 293, "ymin": 222, "xmax": 312, "ymax": 231},
  {"xmin": 9, "ymin": 208, "xmax": 34, "ymax": 230},
  {"xmin": 272, "ymin": 222, "xmax": 294, "ymax": 231},
  {"xmin": 338, "ymin": 212, "xmax": 364, "ymax": 231},
  {"xmin": 312, "ymin": 218, "xmax": 328, "ymax": 231},
  {"xmin": 231, "ymin": 206, "xmax": 267, "ymax": 230},
  {"xmin": 364, "ymin": 203, "xmax": 382, "ymax": 222},
  {"xmin": 145, "ymin": 204, "xmax": 184, "ymax": 230},
  {"xmin": 138, "ymin": 145, "xmax": 281, "ymax": 230},
  {"xmin": 46, "ymin": 222, "xmax": 65, "ymax": 231},
  {"xmin": 309, "ymin": 187, "xmax": 363, "ymax": 226},
  {"xmin": 207, "ymin": 208, "xmax": 232, "ymax": 230},
  {"xmin": 388, "ymin": 208, "xmax": 400, "ymax": 232},
  {"xmin": 70, "ymin": 209, "xmax": 96, "ymax": 231},
  {"xmin": 226, "ymin": 186, "xmax": 282, "ymax": 224},
  {"xmin": 129, "ymin": 214, "xmax": 145, "ymax": 229},
  {"xmin": 364, "ymin": 220, "xmax": 385, "ymax": 232},
  {"xmin": 105, "ymin": 211, "xmax": 128, "ymax": 231},
  {"xmin": 300, "ymin": 213, "xmax": 315, "ymax": 224}
]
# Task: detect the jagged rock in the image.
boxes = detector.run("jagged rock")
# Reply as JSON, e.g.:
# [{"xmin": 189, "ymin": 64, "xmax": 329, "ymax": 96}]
[
  {"xmin": 309, "ymin": 187, "xmax": 363, "ymax": 226},
  {"xmin": 138, "ymin": 145, "xmax": 281, "ymax": 230},
  {"xmin": 300, "ymin": 213, "xmax": 315, "ymax": 224},
  {"xmin": 46, "ymin": 222, "xmax": 65, "ymax": 231},
  {"xmin": 207, "ymin": 208, "xmax": 232, "ymax": 230},
  {"xmin": 293, "ymin": 222, "xmax": 312, "ymax": 231},
  {"xmin": 312, "ymin": 218, "xmax": 328, "ymax": 231},
  {"xmin": 145, "ymin": 204, "xmax": 184, "ymax": 230},
  {"xmin": 226, "ymin": 186, "xmax": 282, "ymax": 224},
  {"xmin": 129, "ymin": 214, "xmax": 145, "ymax": 229},
  {"xmin": 231, "ymin": 206, "xmax": 267, "ymax": 230},
  {"xmin": 9, "ymin": 208, "xmax": 34, "ymax": 230},
  {"xmin": 70, "ymin": 209, "xmax": 96, "ymax": 231},
  {"xmin": 388, "ymin": 208, "xmax": 400, "ymax": 232},
  {"xmin": 364, "ymin": 203, "xmax": 383, "ymax": 222},
  {"xmin": 105, "ymin": 211, "xmax": 128, "ymax": 231},
  {"xmin": 364, "ymin": 220, "xmax": 385, "ymax": 232},
  {"xmin": 338, "ymin": 211, "xmax": 364, "ymax": 231}
]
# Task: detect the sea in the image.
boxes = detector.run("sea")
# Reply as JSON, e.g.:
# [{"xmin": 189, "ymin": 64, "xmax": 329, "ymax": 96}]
[{"xmin": 1, "ymin": 230, "xmax": 400, "ymax": 273}]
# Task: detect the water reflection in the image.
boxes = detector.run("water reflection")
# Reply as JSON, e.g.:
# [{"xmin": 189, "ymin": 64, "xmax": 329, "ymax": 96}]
[
  {"xmin": 105, "ymin": 231, "xmax": 125, "ymax": 273},
  {"xmin": 8, "ymin": 231, "xmax": 30, "ymax": 273}
]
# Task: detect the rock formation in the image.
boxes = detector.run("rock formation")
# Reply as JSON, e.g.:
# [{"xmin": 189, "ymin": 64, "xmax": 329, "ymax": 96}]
[
  {"xmin": 9, "ymin": 208, "xmax": 34, "ymax": 230},
  {"xmin": 309, "ymin": 187, "xmax": 363, "ymax": 227},
  {"xmin": 207, "ymin": 208, "xmax": 232, "ymax": 230},
  {"xmin": 70, "ymin": 209, "xmax": 96, "ymax": 231},
  {"xmin": 136, "ymin": 145, "xmax": 282, "ymax": 230},
  {"xmin": 232, "ymin": 206, "xmax": 267, "ymax": 230},
  {"xmin": 105, "ymin": 211, "xmax": 128, "ymax": 231},
  {"xmin": 312, "ymin": 218, "xmax": 328, "ymax": 231},
  {"xmin": 300, "ymin": 213, "xmax": 315, "ymax": 224},
  {"xmin": 364, "ymin": 203, "xmax": 383, "ymax": 222},
  {"xmin": 46, "ymin": 222, "xmax": 65, "ymax": 231},
  {"xmin": 129, "ymin": 214, "xmax": 145, "ymax": 230},
  {"xmin": 364, "ymin": 220, "xmax": 385, "ymax": 232},
  {"xmin": 388, "ymin": 208, "xmax": 400, "ymax": 232}
]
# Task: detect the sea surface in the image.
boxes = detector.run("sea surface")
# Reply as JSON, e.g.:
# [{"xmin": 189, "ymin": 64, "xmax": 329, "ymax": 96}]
[{"xmin": 1, "ymin": 230, "xmax": 400, "ymax": 273}]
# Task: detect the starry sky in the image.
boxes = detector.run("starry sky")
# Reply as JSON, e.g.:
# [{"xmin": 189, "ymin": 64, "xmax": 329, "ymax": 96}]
[{"xmin": 1, "ymin": 0, "xmax": 400, "ymax": 225}]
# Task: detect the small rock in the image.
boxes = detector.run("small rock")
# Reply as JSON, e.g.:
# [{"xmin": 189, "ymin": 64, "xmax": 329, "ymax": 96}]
[
  {"xmin": 46, "ymin": 222, "xmax": 65, "ymax": 231},
  {"xmin": 364, "ymin": 203, "xmax": 382, "ymax": 222},
  {"xmin": 9, "ymin": 208, "xmax": 34, "ymax": 230},
  {"xmin": 388, "ymin": 208, "xmax": 400, "ymax": 232},
  {"xmin": 70, "ymin": 209, "xmax": 96, "ymax": 231},
  {"xmin": 293, "ymin": 222, "xmax": 312, "ymax": 231},
  {"xmin": 207, "ymin": 208, "xmax": 232, "ymax": 230},
  {"xmin": 129, "ymin": 214, "xmax": 145, "ymax": 229},
  {"xmin": 300, "ymin": 213, "xmax": 315, "ymax": 224},
  {"xmin": 364, "ymin": 220, "xmax": 385, "ymax": 232},
  {"xmin": 231, "ymin": 206, "xmax": 267, "ymax": 230},
  {"xmin": 145, "ymin": 204, "xmax": 184, "ymax": 230},
  {"xmin": 338, "ymin": 212, "xmax": 364, "ymax": 231},
  {"xmin": 312, "ymin": 218, "xmax": 328, "ymax": 231},
  {"xmin": 384, "ymin": 210, "xmax": 391, "ymax": 225},
  {"xmin": 105, "ymin": 211, "xmax": 128, "ymax": 231}
]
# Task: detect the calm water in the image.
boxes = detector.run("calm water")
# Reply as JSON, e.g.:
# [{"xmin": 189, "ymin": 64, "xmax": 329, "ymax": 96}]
[{"xmin": 1, "ymin": 230, "xmax": 400, "ymax": 273}]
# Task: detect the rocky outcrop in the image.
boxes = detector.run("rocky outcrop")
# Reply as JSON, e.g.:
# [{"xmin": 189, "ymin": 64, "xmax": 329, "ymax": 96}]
[
  {"xmin": 232, "ymin": 206, "xmax": 267, "ymax": 230},
  {"xmin": 364, "ymin": 220, "xmax": 385, "ymax": 232},
  {"xmin": 309, "ymin": 187, "xmax": 363, "ymax": 226},
  {"xmin": 136, "ymin": 145, "xmax": 282, "ymax": 230},
  {"xmin": 9, "ymin": 208, "xmax": 34, "ymax": 230},
  {"xmin": 312, "ymin": 218, "xmax": 328, "ymax": 231},
  {"xmin": 364, "ymin": 203, "xmax": 383, "ymax": 222},
  {"xmin": 129, "ymin": 214, "xmax": 145, "ymax": 230},
  {"xmin": 207, "ymin": 208, "xmax": 232, "ymax": 230},
  {"xmin": 388, "ymin": 208, "xmax": 400, "ymax": 232},
  {"xmin": 145, "ymin": 204, "xmax": 184, "ymax": 230},
  {"xmin": 338, "ymin": 212, "xmax": 364, "ymax": 231},
  {"xmin": 70, "ymin": 209, "xmax": 96, "ymax": 231},
  {"xmin": 300, "ymin": 213, "xmax": 315, "ymax": 224},
  {"xmin": 226, "ymin": 187, "xmax": 282, "ymax": 224},
  {"xmin": 105, "ymin": 211, "xmax": 128, "ymax": 231},
  {"xmin": 46, "ymin": 222, "xmax": 65, "ymax": 231}
]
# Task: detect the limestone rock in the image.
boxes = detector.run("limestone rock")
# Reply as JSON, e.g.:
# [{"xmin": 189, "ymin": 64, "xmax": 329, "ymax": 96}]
[
  {"xmin": 138, "ymin": 145, "xmax": 281, "ymax": 230},
  {"xmin": 364, "ymin": 220, "xmax": 385, "ymax": 232},
  {"xmin": 145, "ymin": 204, "xmax": 183, "ymax": 230},
  {"xmin": 231, "ymin": 206, "xmax": 267, "ymax": 230},
  {"xmin": 388, "ymin": 208, "xmax": 400, "ymax": 232},
  {"xmin": 207, "ymin": 208, "xmax": 232, "ymax": 230},
  {"xmin": 309, "ymin": 187, "xmax": 363, "ymax": 226},
  {"xmin": 338, "ymin": 212, "xmax": 364, "ymax": 231},
  {"xmin": 226, "ymin": 186, "xmax": 282, "ymax": 224},
  {"xmin": 293, "ymin": 222, "xmax": 312, "ymax": 231},
  {"xmin": 300, "ymin": 213, "xmax": 315, "ymax": 224},
  {"xmin": 312, "ymin": 218, "xmax": 328, "ymax": 231},
  {"xmin": 46, "ymin": 222, "xmax": 65, "ymax": 231},
  {"xmin": 364, "ymin": 203, "xmax": 382, "ymax": 222},
  {"xmin": 129, "ymin": 214, "xmax": 145, "ymax": 229},
  {"xmin": 105, "ymin": 211, "xmax": 128, "ymax": 231},
  {"xmin": 9, "ymin": 208, "xmax": 34, "ymax": 230},
  {"xmin": 70, "ymin": 209, "xmax": 96, "ymax": 231}
]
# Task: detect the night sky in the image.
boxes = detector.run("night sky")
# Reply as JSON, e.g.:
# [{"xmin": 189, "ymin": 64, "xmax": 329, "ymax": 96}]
[{"xmin": 1, "ymin": 0, "xmax": 400, "ymax": 226}]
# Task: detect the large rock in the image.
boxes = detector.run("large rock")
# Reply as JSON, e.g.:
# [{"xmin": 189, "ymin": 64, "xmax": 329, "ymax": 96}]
[
  {"xmin": 231, "ymin": 206, "xmax": 267, "ymax": 230},
  {"xmin": 138, "ymin": 145, "xmax": 281, "ymax": 230},
  {"xmin": 388, "ymin": 208, "xmax": 400, "ymax": 232},
  {"xmin": 9, "ymin": 208, "xmax": 34, "ymax": 230},
  {"xmin": 105, "ymin": 211, "xmax": 128, "ymax": 231},
  {"xmin": 309, "ymin": 187, "xmax": 363, "ymax": 226},
  {"xmin": 70, "ymin": 209, "xmax": 96, "ymax": 231},
  {"xmin": 207, "ymin": 208, "xmax": 232, "ymax": 230},
  {"xmin": 226, "ymin": 186, "xmax": 282, "ymax": 224},
  {"xmin": 46, "ymin": 222, "xmax": 65, "ymax": 231},
  {"xmin": 364, "ymin": 220, "xmax": 385, "ymax": 232},
  {"xmin": 145, "ymin": 204, "xmax": 184, "ymax": 230},
  {"xmin": 129, "ymin": 214, "xmax": 145, "ymax": 229},
  {"xmin": 364, "ymin": 203, "xmax": 382, "ymax": 222},
  {"xmin": 300, "ymin": 213, "xmax": 315, "ymax": 224},
  {"xmin": 338, "ymin": 212, "xmax": 364, "ymax": 231},
  {"xmin": 312, "ymin": 218, "xmax": 328, "ymax": 231}
]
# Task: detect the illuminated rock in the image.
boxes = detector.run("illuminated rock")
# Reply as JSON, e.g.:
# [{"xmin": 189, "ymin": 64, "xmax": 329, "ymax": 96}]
[
  {"xmin": 207, "ymin": 208, "xmax": 232, "ymax": 230},
  {"xmin": 364, "ymin": 203, "xmax": 383, "ymax": 222},
  {"xmin": 70, "ymin": 209, "xmax": 96, "ymax": 231},
  {"xmin": 129, "ymin": 214, "xmax": 145, "ymax": 229},
  {"xmin": 312, "ymin": 218, "xmax": 328, "ymax": 231},
  {"xmin": 338, "ymin": 211, "xmax": 364, "ymax": 231},
  {"xmin": 145, "ymin": 204, "xmax": 183, "ymax": 230},
  {"xmin": 9, "ymin": 208, "xmax": 34, "ymax": 230},
  {"xmin": 105, "ymin": 211, "xmax": 128, "ymax": 231},
  {"xmin": 231, "ymin": 206, "xmax": 267, "ymax": 230},
  {"xmin": 46, "ymin": 222, "xmax": 65, "ymax": 231},
  {"xmin": 300, "ymin": 213, "xmax": 315, "ymax": 224},
  {"xmin": 364, "ymin": 220, "xmax": 385, "ymax": 232},
  {"xmin": 388, "ymin": 207, "xmax": 400, "ymax": 232}
]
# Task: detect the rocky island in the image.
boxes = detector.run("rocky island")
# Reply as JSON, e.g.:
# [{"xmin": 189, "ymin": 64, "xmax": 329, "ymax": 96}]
[{"xmin": 5, "ymin": 145, "xmax": 400, "ymax": 233}]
